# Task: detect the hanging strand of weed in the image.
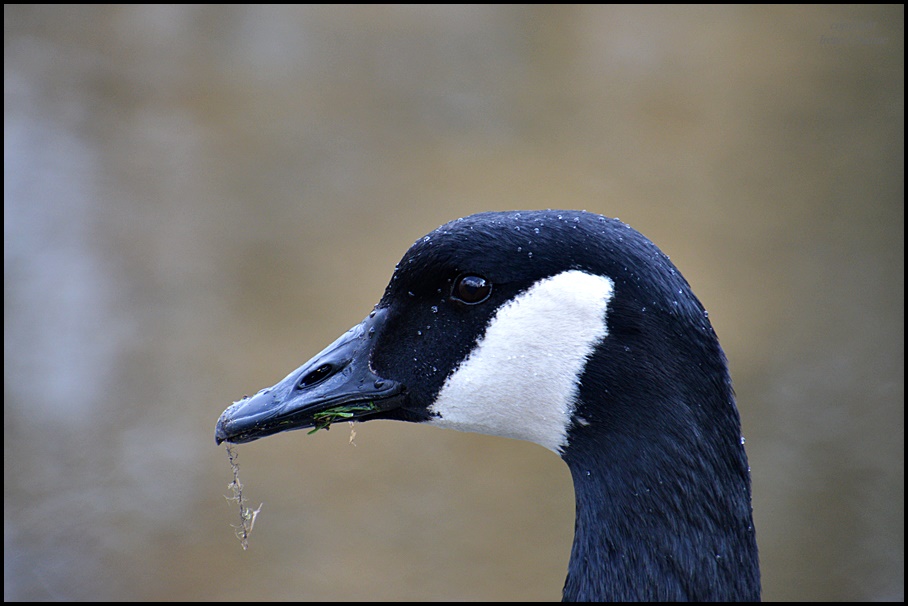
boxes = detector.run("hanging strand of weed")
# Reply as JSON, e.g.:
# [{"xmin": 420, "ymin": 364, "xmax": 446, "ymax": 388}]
[{"xmin": 225, "ymin": 444, "xmax": 262, "ymax": 550}]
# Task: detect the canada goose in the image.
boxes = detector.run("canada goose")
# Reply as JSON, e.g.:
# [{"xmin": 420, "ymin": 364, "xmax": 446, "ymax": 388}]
[{"xmin": 215, "ymin": 209, "xmax": 760, "ymax": 601}]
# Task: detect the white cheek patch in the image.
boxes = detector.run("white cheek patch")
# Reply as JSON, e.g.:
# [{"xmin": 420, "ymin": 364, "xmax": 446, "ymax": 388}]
[{"xmin": 427, "ymin": 270, "xmax": 613, "ymax": 454}]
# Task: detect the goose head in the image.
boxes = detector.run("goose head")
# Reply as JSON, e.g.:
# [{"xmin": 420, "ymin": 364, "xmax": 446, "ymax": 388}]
[{"xmin": 215, "ymin": 209, "xmax": 760, "ymax": 601}]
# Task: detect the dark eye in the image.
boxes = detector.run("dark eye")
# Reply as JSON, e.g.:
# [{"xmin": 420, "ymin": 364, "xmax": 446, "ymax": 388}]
[{"xmin": 451, "ymin": 274, "xmax": 492, "ymax": 305}]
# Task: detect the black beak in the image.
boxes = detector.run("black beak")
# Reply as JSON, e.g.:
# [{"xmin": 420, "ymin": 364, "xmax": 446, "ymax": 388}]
[{"xmin": 215, "ymin": 308, "xmax": 406, "ymax": 444}]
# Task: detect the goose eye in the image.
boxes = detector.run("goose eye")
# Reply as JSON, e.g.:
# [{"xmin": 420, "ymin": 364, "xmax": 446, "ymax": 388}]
[{"xmin": 452, "ymin": 274, "xmax": 492, "ymax": 304}]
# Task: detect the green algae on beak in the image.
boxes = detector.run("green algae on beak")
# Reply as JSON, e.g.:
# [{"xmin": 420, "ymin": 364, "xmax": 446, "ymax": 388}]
[{"xmin": 308, "ymin": 402, "xmax": 377, "ymax": 434}]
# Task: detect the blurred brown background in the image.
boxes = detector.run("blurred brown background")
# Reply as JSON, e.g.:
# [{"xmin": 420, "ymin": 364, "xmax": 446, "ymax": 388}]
[{"xmin": 4, "ymin": 5, "xmax": 903, "ymax": 601}]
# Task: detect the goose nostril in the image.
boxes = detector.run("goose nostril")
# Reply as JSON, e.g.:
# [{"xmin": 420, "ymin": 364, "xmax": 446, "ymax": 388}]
[{"xmin": 298, "ymin": 364, "xmax": 333, "ymax": 389}]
